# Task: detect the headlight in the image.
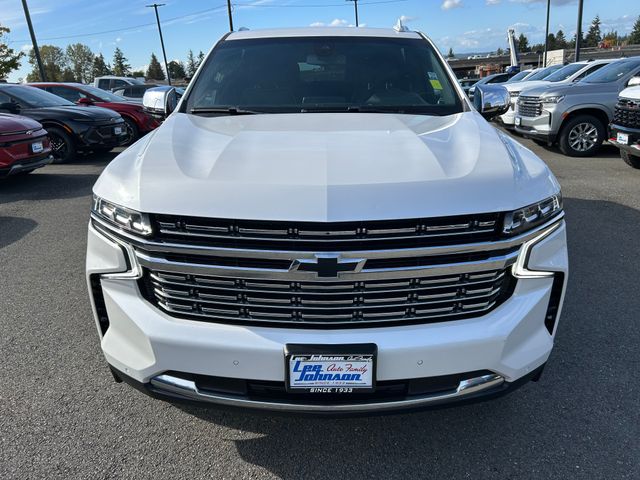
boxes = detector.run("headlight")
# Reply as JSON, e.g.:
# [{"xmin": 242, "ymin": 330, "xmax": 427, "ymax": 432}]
[
  {"xmin": 509, "ymin": 91, "xmax": 520, "ymax": 97},
  {"xmin": 540, "ymin": 95, "xmax": 564, "ymax": 104},
  {"xmin": 92, "ymin": 195, "xmax": 152, "ymax": 236},
  {"xmin": 503, "ymin": 194, "xmax": 562, "ymax": 236}
]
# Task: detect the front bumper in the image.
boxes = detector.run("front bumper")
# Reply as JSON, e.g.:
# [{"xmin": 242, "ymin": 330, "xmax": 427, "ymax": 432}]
[
  {"xmin": 0, "ymin": 152, "xmax": 53, "ymax": 178},
  {"xmin": 75, "ymin": 121, "xmax": 127, "ymax": 150},
  {"xmin": 609, "ymin": 123, "xmax": 640, "ymax": 156},
  {"xmin": 86, "ymin": 219, "xmax": 568, "ymax": 413},
  {"xmin": 514, "ymin": 105, "xmax": 560, "ymax": 143}
]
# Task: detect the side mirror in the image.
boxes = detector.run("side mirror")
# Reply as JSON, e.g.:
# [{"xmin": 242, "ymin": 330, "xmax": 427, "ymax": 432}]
[
  {"xmin": 143, "ymin": 86, "xmax": 178, "ymax": 120},
  {"xmin": 0, "ymin": 102, "xmax": 20, "ymax": 114},
  {"xmin": 627, "ymin": 76, "xmax": 640, "ymax": 88},
  {"xmin": 77, "ymin": 97, "xmax": 94, "ymax": 106},
  {"xmin": 473, "ymin": 84, "xmax": 510, "ymax": 119}
]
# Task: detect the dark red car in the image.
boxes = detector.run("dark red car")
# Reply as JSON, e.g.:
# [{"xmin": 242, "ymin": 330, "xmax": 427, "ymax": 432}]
[
  {"xmin": 0, "ymin": 113, "xmax": 52, "ymax": 178},
  {"xmin": 30, "ymin": 83, "xmax": 160, "ymax": 145}
]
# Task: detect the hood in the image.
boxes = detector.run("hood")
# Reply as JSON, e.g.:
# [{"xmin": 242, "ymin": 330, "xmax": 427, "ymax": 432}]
[
  {"xmin": 23, "ymin": 105, "xmax": 121, "ymax": 122},
  {"xmin": 94, "ymin": 111, "xmax": 560, "ymax": 222},
  {"xmin": 505, "ymin": 80, "xmax": 550, "ymax": 93},
  {"xmin": 0, "ymin": 113, "xmax": 43, "ymax": 133},
  {"xmin": 522, "ymin": 81, "xmax": 618, "ymax": 98},
  {"xmin": 620, "ymin": 86, "xmax": 640, "ymax": 101},
  {"xmin": 96, "ymin": 101, "xmax": 144, "ymax": 113}
]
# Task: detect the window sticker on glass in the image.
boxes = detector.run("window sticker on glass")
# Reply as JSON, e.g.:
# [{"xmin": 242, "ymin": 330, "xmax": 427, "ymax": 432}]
[{"xmin": 428, "ymin": 71, "xmax": 442, "ymax": 90}]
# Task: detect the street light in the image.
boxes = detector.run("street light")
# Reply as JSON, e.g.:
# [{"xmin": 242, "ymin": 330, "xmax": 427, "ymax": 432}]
[
  {"xmin": 226, "ymin": 0, "xmax": 234, "ymax": 32},
  {"xmin": 543, "ymin": 0, "xmax": 550, "ymax": 67},
  {"xmin": 21, "ymin": 0, "xmax": 46, "ymax": 81},
  {"xmin": 575, "ymin": 0, "xmax": 584, "ymax": 61},
  {"xmin": 346, "ymin": 0, "xmax": 359, "ymax": 27},
  {"xmin": 146, "ymin": 3, "xmax": 172, "ymax": 86}
]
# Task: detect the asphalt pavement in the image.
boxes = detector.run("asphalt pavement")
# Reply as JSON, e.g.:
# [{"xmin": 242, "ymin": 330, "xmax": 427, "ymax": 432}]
[{"xmin": 1, "ymin": 134, "xmax": 639, "ymax": 479}]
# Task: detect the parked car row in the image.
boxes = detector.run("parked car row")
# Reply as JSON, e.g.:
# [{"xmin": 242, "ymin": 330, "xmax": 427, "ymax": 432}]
[{"xmin": 0, "ymin": 80, "xmax": 161, "ymax": 172}]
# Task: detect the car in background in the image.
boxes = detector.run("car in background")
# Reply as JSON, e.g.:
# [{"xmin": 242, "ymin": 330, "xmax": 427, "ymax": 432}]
[
  {"xmin": 500, "ymin": 61, "xmax": 611, "ymax": 128},
  {"xmin": 515, "ymin": 57, "xmax": 640, "ymax": 156},
  {"xmin": 504, "ymin": 69, "xmax": 535, "ymax": 84},
  {"xmin": 0, "ymin": 84, "xmax": 126, "ymax": 163},
  {"xmin": 457, "ymin": 78, "xmax": 478, "ymax": 96},
  {"xmin": 111, "ymin": 84, "xmax": 159, "ymax": 104},
  {"xmin": 609, "ymin": 77, "xmax": 640, "ymax": 168},
  {"xmin": 30, "ymin": 83, "xmax": 160, "ymax": 144},
  {"xmin": 467, "ymin": 71, "xmax": 515, "ymax": 100},
  {"xmin": 0, "ymin": 113, "xmax": 52, "ymax": 178},
  {"xmin": 94, "ymin": 76, "xmax": 145, "ymax": 92}
]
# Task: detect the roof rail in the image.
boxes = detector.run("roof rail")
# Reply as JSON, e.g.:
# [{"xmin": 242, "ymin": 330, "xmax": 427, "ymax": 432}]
[{"xmin": 393, "ymin": 18, "xmax": 410, "ymax": 33}]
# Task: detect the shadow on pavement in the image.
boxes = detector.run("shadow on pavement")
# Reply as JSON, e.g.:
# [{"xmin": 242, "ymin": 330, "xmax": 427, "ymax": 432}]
[
  {"xmin": 170, "ymin": 197, "xmax": 639, "ymax": 479},
  {"xmin": 0, "ymin": 172, "xmax": 100, "ymax": 204},
  {"xmin": 0, "ymin": 216, "xmax": 38, "ymax": 249}
]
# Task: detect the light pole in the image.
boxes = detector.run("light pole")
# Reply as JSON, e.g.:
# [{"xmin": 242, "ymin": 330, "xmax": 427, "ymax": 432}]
[
  {"xmin": 226, "ymin": 0, "xmax": 234, "ymax": 32},
  {"xmin": 21, "ymin": 0, "xmax": 46, "ymax": 81},
  {"xmin": 347, "ymin": 0, "xmax": 359, "ymax": 27},
  {"xmin": 146, "ymin": 3, "xmax": 172, "ymax": 86},
  {"xmin": 574, "ymin": 0, "xmax": 584, "ymax": 61},
  {"xmin": 543, "ymin": 0, "xmax": 551, "ymax": 67}
]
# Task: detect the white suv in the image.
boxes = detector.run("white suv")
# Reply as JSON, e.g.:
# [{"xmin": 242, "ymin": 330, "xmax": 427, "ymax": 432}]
[{"xmin": 86, "ymin": 27, "xmax": 568, "ymax": 414}]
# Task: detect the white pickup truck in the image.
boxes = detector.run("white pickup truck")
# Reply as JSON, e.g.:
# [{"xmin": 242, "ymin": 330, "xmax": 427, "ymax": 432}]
[{"xmin": 86, "ymin": 26, "xmax": 568, "ymax": 414}]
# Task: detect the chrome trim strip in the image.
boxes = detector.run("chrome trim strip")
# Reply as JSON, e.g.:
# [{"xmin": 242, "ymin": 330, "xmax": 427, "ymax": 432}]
[
  {"xmin": 149, "ymin": 372, "xmax": 505, "ymax": 412},
  {"xmin": 90, "ymin": 213, "xmax": 564, "ymax": 262}
]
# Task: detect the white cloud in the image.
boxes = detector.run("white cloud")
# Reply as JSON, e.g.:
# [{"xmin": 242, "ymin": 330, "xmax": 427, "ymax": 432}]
[
  {"xmin": 441, "ymin": 0, "xmax": 463, "ymax": 10},
  {"xmin": 309, "ymin": 19, "xmax": 356, "ymax": 28},
  {"xmin": 486, "ymin": 0, "xmax": 501, "ymax": 4},
  {"xmin": 399, "ymin": 15, "xmax": 417, "ymax": 23},
  {"xmin": 20, "ymin": 44, "xmax": 33, "ymax": 53}
]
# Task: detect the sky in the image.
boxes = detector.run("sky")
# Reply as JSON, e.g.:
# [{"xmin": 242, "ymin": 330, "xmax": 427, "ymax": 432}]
[{"xmin": 1, "ymin": 0, "xmax": 638, "ymax": 82}]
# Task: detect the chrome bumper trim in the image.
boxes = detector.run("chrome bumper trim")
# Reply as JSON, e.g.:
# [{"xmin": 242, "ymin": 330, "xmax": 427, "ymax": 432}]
[{"xmin": 149, "ymin": 372, "xmax": 505, "ymax": 413}]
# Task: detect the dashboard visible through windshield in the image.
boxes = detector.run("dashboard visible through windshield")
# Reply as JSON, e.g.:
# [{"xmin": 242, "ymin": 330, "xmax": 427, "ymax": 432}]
[{"xmin": 184, "ymin": 36, "xmax": 463, "ymax": 116}]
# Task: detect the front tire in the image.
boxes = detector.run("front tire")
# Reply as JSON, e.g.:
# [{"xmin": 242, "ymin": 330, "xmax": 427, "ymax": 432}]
[
  {"xmin": 122, "ymin": 117, "xmax": 139, "ymax": 146},
  {"xmin": 621, "ymin": 150, "xmax": 640, "ymax": 169},
  {"xmin": 558, "ymin": 115, "xmax": 605, "ymax": 157},
  {"xmin": 47, "ymin": 127, "xmax": 76, "ymax": 164}
]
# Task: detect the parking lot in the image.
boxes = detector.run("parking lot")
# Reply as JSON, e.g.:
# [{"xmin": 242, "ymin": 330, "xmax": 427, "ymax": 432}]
[{"xmin": 1, "ymin": 132, "xmax": 639, "ymax": 479}]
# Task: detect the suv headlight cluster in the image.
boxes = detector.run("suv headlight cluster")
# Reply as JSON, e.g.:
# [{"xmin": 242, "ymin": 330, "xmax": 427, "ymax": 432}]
[
  {"xmin": 503, "ymin": 194, "xmax": 562, "ymax": 236},
  {"xmin": 540, "ymin": 95, "xmax": 565, "ymax": 104},
  {"xmin": 92, "ymin": 195, "xmax": 153, "ymax": 236}
]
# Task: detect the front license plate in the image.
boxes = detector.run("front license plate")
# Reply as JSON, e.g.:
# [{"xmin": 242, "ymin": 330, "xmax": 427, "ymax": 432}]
[
  {"xmin": 31, "ymin": 141, "xmax": 43, "ymax": 153},
  {"xmin": 285, "ymin": 344, "xmax": 376, "ymax": 393},
  {"xmin": 617, "ymin": 132, "xmax": 629, "ymax": 145},
  {"xmin": 114, "ymin": 126, "xmax": 123, "ymax": 135},
  {"xmin": 515, "ymin": 116, "xmax": 521, "ymax": 126}
]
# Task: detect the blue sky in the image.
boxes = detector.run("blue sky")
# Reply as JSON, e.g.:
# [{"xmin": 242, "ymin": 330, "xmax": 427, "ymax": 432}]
[{"xmin": 2, "ymin": 0, "xmax": 638, "ymax": 81}]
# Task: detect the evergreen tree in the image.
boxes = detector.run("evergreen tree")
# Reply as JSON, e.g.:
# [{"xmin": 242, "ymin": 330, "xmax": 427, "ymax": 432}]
[
  {"xmin": 61, "ymin": 68, "xmax": 76, "ymax": 82},
  {"xmin": 555, "ymin": 30, "xmax": 567, "ymax": 49},
  {"xmin": 629, "ymin": 15, "xmax": 640, "ymax": 45},
  {"xmin": 584, "ymin": 15, "xmax": 602, "ymax": 47},
  {"xmin": 66, "ymin": 43, "xmax": 94, "ymax": 83},
  {"xmin": 496, "ymin": 47, "xmax": 504, "ymax": 56},
  {"xmin": 92, "ymin": 53, "xmax": 111, "ymax": 78},
  {"xmin": 447, "ymin": 47, "xmax": 455, "ymax": 58},
  {"xmin": 517, "ymin": 33, "xmax": 530, "ymax": 53},
  {"xmin": 146, "ymin": 53, "xmax": 165, "ymax": 80},
  {"xmin": 196, "ymin": 50, "xmax": 205, "ymax": 68},
  {"xmin": 168, "ymin": 60, "xmax": 186, "ymax": 79},
  {"xmin": 112, "ymin": 47, "xmax": 130, "ymax": 76},
  {"xmin": 0, "ymin": 24, "xmax": 24, "ymax": 80},
  {"xmin": 26, "ymin": 45, "xmax": 66, "ymax": 82},
  {"xmin": 546, "ymin": 33, "xmax": 557, "ymax": 50},
  {"xmin": 186, "ymin": 49, "xmax": 198, "ymax": 77}
]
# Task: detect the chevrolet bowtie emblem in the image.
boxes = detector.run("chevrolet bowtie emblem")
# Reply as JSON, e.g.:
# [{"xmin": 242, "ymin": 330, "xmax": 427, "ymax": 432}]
[{"xmin": 291, "ymin": 255, "xmax": 366, "ymax": 278}]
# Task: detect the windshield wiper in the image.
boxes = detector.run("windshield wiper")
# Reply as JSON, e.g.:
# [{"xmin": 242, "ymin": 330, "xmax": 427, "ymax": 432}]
[{"xmin": 189, "ymin": 107, "xmax": 263, "ymax": 115}]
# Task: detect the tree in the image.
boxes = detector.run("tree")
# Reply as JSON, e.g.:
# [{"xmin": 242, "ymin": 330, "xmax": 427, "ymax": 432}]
[
  {"xmin": 629, "ymin": 15, "xmax": 640, "ymax": 45},
  {"xmin": 26, "ymin": 44, "xmax": 66, "ymax": 82},
  {"xmin": 146, "ymin": 53, "xmax": 165, "ymax": 80},
  {"xmin": 197, "ymin": 50, "xmax": 205, "ymax": 67},
  {"xmin": 112, "ymin": 47, "xmax": 130, "ymax": 76},
  {"xmin": 168, "ymin": 60, "xmax": 186, "ymax": 79},
  {"xmin": 131, "ymin": 70, "xmax": 145, "ymax": 78},
  {"xmin": 496, "ymin": 47, "xmax": 504, "ymax": 56},
  {"xmin": 66, "ymin": 43, "xmax": 94, "ymax": 83},
  {"xmin": 0, "ymin": 24, "xmax": 23, "ymax": 80},
  {"xmin": 446, "ymin": 47, "xmax": 455, "ymax": 58},
  {"xmin": 555, "ymin": 30, "xmax": 567, "ymax": 49},
  {"xmin": 92, "ymin": 53, "xmax": 111, "ymax": 78},
  {"xmin": 517, "ymin": 33, "xmax": 530, "ymax": 53},
  {"xmin": 546, "ymin": 33, "xmax": 556, "ymax": 50},
  {"xmin": 584, "ymin": 15, "xmax": 602, "ymax": 47},
  {"xmin": 61, "ymin": 68, "xmax": 76, "ymax": 82},
  {"xmin": 186, "ymin": 49, "xmax": 198, "ymax": 77}
]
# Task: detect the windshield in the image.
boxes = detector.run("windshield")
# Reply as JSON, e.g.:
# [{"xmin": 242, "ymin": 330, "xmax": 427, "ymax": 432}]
[
  {"xmin": 524, "ymin": 64, "xmax": 564, "ymax": 81},
  {"xmin": 186, "ymin": 36, "xmax": 463, "ymax": 115},
  {"xmin": 544, "ymin": 63, "xmax": 585, "ymax": 82},
  {"xmin": 7, "ymin": 85, "xmax": 75, "ymax": 107},
  {"xmin": 581, "ymin": 60, "xmax": 640, "ymax": 83},
  {"xmin": 81, "ymin": 84, "xmax": 128, "ymax": 102},
  {"xmin": 506, "ymin": 70, "xmax": 532, "ymax": 83}
]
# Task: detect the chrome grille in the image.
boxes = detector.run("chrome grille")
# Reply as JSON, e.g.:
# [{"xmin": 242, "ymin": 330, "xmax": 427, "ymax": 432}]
[
  {"xmin": 613, "ymin": 98, "xmax": 640, "ymax": 129},
  {"xmin": 517, "ymin": 96, "xmax": 543, "ymax": 118},
  {"xmin": 141, "ymin": 267, "xmax": 514, "ymax": 327}
]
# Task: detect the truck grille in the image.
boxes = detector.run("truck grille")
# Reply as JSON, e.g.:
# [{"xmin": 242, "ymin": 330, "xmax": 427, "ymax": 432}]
[
  {"xmin": 517, "ymin": 96, "xmax": 542, "ymax": 118},
  {"xmin": 613, "ymin": 98, "xmax": 640, "ymax": 129},
  {"xmin": 151, "ymin": 214, "xmax": 502, "ymax": 251},
  {"xmin": 141, "ymin": 267, "xmax": 514, "ymax": 328}
]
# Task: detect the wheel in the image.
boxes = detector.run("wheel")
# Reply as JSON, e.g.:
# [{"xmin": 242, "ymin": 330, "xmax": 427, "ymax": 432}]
[
  {"xmin": 621, "ymin": 150, "xmax": 640, "ymax": 169},
  {"xmin": 558, "ymin": 115, "xmax": 605, "ymax": 157},
  {"xmin": 122, "ymin": 117, "xmax": 139, "ymax": 146},
  {"xmin": 47, "ymin": 127, "xmax": 76, "ymax": 163}
]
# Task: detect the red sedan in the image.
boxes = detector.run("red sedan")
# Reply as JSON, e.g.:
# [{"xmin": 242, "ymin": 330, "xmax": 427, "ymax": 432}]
[
  {"xmin": 30, "ymin": 83, "xmax": 160, "ymax": 145},
  {"xmin": 0, "ymin": 113, "xmax": 52, "ymax": 178}
]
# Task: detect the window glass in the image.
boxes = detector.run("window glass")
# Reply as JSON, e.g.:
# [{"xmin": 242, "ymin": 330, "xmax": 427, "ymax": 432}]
[
  {"xmin": 48, "ymin": 86, "xmax": 84, "ymax": 102},
  {"xmin": 581, "ymin": 60, "xmax": 640, "ymax": 83}
]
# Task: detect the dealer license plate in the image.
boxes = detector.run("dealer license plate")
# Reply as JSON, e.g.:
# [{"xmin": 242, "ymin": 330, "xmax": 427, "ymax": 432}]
[
  {"xmin": 31, "ymin": 141, "xmax": 43, "ymax": 153},
  {"xmin": 617, "ymin": 132, "xmax": 629, "ymax": 145},
  {"xmin": 515, "ymin": 116, "xmax": 521, "ymax": 126},
  {"xmin": 114, "ymin": 126, "xmax": 123, "ymax": 135},
  {"xmin": 285, "ymin": 344, "xmax": 376, "ymax": 393}
]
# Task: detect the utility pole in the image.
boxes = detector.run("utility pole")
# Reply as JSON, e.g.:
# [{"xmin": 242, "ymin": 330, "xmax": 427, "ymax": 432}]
[
  {"xmin": 543, "ymin": 0, "xmax": 551, "ymax": 67},
  {"xmin": 146, "ymin": 3, "xmax": 171, "ymax": 86},
  {"xmin": 574, "ymin": 0, "xmax": 584, "ymax": 61},
  {"xmin": 21, "ymin": 0, "xmax": 46, "ymax": 81},
  {"xmin": 347, "ymin": 0, "xmax": 359, "ymax": 27},
  {"xmin": 226, "ymin": 0, "xmax": 234, "ymax": 32}
]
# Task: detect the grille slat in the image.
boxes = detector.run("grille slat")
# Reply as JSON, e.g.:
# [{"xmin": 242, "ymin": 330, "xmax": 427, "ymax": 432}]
[
  {"xmin": 613, "ymin": 98, "xmax": 640, "ymax": 129},
  {"xmin": 517, "ymin": 96, "xmax": 543, "ymax": 118}
]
